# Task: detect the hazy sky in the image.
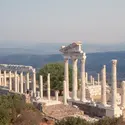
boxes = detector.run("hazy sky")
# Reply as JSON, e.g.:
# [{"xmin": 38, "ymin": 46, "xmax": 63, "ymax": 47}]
[{"xmin": 0, "ymin": 0, "xmax": 125, "ymax": 44}]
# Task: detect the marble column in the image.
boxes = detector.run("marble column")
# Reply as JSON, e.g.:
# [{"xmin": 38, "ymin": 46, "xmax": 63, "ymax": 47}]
[
  {"xmin": 92, "ymin": 78, "xmax": 95, "ymax": 85},
  {"xmin": 63, "ymin": 80, "xmax": 67, "ymax": 105},
  {"xmin": 101, "ymin": 65, "xmax": 106, "ymax": 106},
  {"xmin": 20, "ymin": 72, "xmax": 23, "ymax": 93},
  {"xmin": 17, "ymin": 76, "xmax": 19, "ymax": 92},
  {"xmin": 26, "ymin": 72, "xmax": 29, "ymax": 90},
  {"xmin": 4, "ymin": 70, "xmax": 7, "ymax": 86},
  {"xmin": 9, "ymin": 71, "xmax": 12, "ymax": 91},
  {"xmin": 40, "ymin": 75, "xmax": 43, "ymax": 99},
  {"xmin": 111, "ymin": 60, "xmax": 117, "ymax": 109},
  {"xmin": 0, "ymin": 70, "xmax": 1, "ymax": 86},
  {"xmin": 97, "ymin": 73, "xmax": 100, "ymax": 85},
  {"xmin": 64, "ymin": 57, "xmax": 70, "ymax": 99},
  {"xmin": 121, "ymin": 81, "xmax": 125, "ymax": 108},
  {"xmin": 72, "ymin": 57, "xmax": 78, "ymax": 100},
  {"xmin": 55, "ymin": 90, "xmax": 59, "ymax": 101},
  {"xmin": 36, "ymin": 91, "xmax": 40, "ymax": 97},
  {"xmin": 14, "ymin": 71, "xmax": 17, "ymax": 92},
  {"xmin": 33, "ymin": 69, "xmax": 36, "ymax": 97},
  {"xmin": 80, "ymin": 53, "xmax": 86, "ymax": 102},
  {"xmin": 85, "ymin": 72, "xmax": 88, "ymax": 84},
  {"xmin": 1, "ymin": 77, "xmax": 3, "ymax": 85},
  {"xmin": 90, "ymin": 75, "xmax": 93, "ymax": 84},
  {"xmin": 47, "ymin": 73, "xmax": 51, "ymax": 100}
]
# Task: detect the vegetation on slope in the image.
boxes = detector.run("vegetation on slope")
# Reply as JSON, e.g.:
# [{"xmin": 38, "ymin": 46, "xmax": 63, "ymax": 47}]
[{"xmin": 0, "ymin": 94, "xmax": 43, "ymax": 125}]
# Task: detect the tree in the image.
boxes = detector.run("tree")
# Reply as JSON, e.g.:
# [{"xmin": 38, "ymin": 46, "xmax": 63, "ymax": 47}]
[{"xmin": 37, "ymin": 63, "xmax": 72, "ymax": 95}]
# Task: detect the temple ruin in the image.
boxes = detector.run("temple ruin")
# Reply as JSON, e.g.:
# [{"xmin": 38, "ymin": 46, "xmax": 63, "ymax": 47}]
[{"xmin": 0, "ymin": 41, "xmax": 124, "ymax": 118}]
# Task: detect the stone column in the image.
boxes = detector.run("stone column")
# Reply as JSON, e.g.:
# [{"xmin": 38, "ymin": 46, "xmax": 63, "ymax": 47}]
[
  {"xmin": 101, "ymin": 65, "xmax": 106, "ymax": 106},
  {"xmin": 92, "ymin": 78, "xmax": 95, "ymax": 85},
  {"xmin": 1, "ymin": 77, "xmax": 3, "ymax": 86},
  {"xmin": 121, "ymin": 81, "xmax": 125, "ymax": 108},
  {"xmin": 72, "ymin": 57, "xmax": 78, "ymax": 100},
  {"xmin": 4, "ymin": 70, "xmax": 7, "ymax": 86},
  {"xmin": 85, "ymin": 72, "xmax": 88, "ymax": 84},
  {"xmin": 36, "ymin": 91, "xmax": 40, "ymax": 97},
  {"xmin": 111, "ymin": 60, "xmax": 117, "ymax": 109},
  {"xmin": 33, "ymin": 69, "xmax": 36, "ymax": 97},
  {"xmin": 63, "ymin": 80, "xmax": 67, "ymax": 105},
  {"xmin": 64, "ymin": 57, "xmax": 69, "ymax": 99},
  {"xmin": 14, "ymin": 71, "xmax": 17, "ymax": 92},
  {"xmin": 90, "ymin": 75, "xmax": 93, "ymax": 84},
  {"xmin": 80, "ymin": 53, "xmax": 86, "ymax": 102},
  {"xmin": 97, "ymin": 73, "xmax": 100, "ymax": 85},
  {"xmin": 26, "ymin": 72, "xmax": 29, "ymax": 90},
  {"xmin": 47, "ymin": 73, "xmax": 51, "ymax": 100},
  {"xmin": 17, "ymin": 76, "xmax": 19, "ymax": 92},
  {"xmin": 9, "ymin": 71, "xmax": 12, "ymax": 91},
  {"xmin": 0, "ymin": 70, "xmax": 1, "ymax": 86},
  {"xmin": 20, "ymin": 72, "xmax": 23, "ymax": 93},
  {"xmin": 55, "ymin": 90, "xmax": 59, "ymax": 101},
  {"xmin": 40, "ymin": 75, "xmax": 43, "ymax": 99}
]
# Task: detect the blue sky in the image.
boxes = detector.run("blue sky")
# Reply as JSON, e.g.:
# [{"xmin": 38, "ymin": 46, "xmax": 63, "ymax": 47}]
[{"xmin": 0, "ymin": 0, "xmax": 125, "ymax": 44}]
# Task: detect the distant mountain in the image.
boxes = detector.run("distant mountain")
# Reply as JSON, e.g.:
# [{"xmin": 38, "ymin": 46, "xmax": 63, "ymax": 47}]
[
  {"xmin": 0, "ymin": 41, "xmax": 125, "ymax": 55},
  {"xmin": 0, "ymin": 51, "xmax": 125, "ymax": 82}
]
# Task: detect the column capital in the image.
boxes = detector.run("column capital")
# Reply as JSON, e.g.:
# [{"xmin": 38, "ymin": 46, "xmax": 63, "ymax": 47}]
[
  {"xmin": 81, "ymin": 52, "xmax": 86, "ymax": 59},
  {"xmin": 103, "ymin": 65, "xmax": 106, "ymax": 69},
  {"xmin": 64, "ymin": 55, "xmax": 69, "ymax": 60},
  {"xmin": 112, "ymin": 60, "xmax": 117, "ymax": 65},
  {"xmin": 71, "ymin": 56, "xmax": 78, "ymax": 61},
  {"xmin": 33, "ymin": 68, "xmax": 36, "ymax": 73}
]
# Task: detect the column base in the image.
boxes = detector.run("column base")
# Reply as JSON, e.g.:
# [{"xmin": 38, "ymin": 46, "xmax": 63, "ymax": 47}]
[{"xmin": 106, "ymin": 106, "xmax": 122, "ymax": 118}]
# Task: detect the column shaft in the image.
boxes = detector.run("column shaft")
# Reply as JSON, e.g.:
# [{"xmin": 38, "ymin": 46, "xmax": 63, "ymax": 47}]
[
  {"xmin": 33, "ymin": 70, "xmax": 36, "ymax": 97},
  {"xmin": 92, "ymin": 78, "xmax": 95, "ymax": 85},
  {"xmin": 14, "ymin": 71, "xmax": 17, "ymax": 92},
  {"xmin": 97, "ymin": 73, "xmax": 100, "ymax": 85},
  {"xmin": 9, "ymin": 71, "xmax": 12, "ymax": 90},
  {"xmin": 63, "ymin": 80, "xmax": 67, "ymax": 105},
  {"xmin": 47, "ymin": 73, "xmax": 51, "ymax": 100},
  {"xmin": 17, "ymin": 76, "xmax": 19, "ymax": 92},
  {"xmin": 20, "ymin": 72, "xmax": 23, "ymax": 93},
  {"xmin": 55, "ymin": 91, "xmax": 59, "ymax": 101},
  {"xmin": 101, "ymin": 65, "xmax": 106, "ymax": 106},
  {"xmin": 111, "ymin": 60, "xmax": 117, "ymax": 108},
  {"xmin": 26, "ymin": 72, "xmax": 29, "ymax": 90},
  {"xmin": 121, "ymin": 81, "xmax": 125, "ymax": 108},
  {"xmin": 4, "ymin": 71, "xmax": 7, "ymax": 86},
  {"xmin": 40, "ymin": 75, "xmax": 43, "ymax": 99},
  {"xmin": 72, "ymin": 58, "xmax": 78, "ymax": 100},
  {"xmin": 64, "ymin": 58, "xmax": 69, "ymax": 98},
  {"xmin": 85, "ymin": 72, "xmax": 88, "ymax": 84},
  {"xmin": 0, "ymin": 70, "xmax": 1, "ymax": 86},
  {"xmin": 90, "ymin": 75, "xmax": 93, "ymax": 84},
  {"xmin": 80, "ymin": 54, "xmax": 86, "ymax": 102}
]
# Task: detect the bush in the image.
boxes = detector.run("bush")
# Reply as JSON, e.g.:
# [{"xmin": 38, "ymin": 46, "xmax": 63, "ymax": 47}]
[
  {"xmin": 55, "ymin": 116, "xmax": 123, "ymax": 125},
  {"xmin": 0, "ymin": 94, "xmax": 26, "ymax": 124},
  {"xmin": 55, "ymin": 117, "xmax": 91, "ymax": 125}
]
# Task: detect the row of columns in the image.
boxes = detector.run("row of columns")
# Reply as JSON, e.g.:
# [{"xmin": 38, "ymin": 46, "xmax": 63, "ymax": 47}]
[
  {"xmin": 64, "ymin": 53, "xmax": 86, "ymax": 102},
  {"xmin": 100, "ymin": 60, "xmax": 125, "ymax": 109},
  {"xmin": 0, "ymin": 70, "xmax": 37, "ymax": 97}
]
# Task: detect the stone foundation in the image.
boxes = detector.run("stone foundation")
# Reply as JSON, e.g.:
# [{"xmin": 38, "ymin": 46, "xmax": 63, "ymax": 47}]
[{"xmin": 68, "ymin": 100, "xmax": 106, "ymax": 117}]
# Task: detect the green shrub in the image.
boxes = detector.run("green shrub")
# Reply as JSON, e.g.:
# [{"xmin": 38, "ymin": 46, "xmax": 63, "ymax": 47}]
[
  {"xmin": 55, "ymin": 117, "xmax": 91, "ymax": 125},
  {"xmin": 55, "ymin": 116, "xmax": 123, "ymax": 125}
]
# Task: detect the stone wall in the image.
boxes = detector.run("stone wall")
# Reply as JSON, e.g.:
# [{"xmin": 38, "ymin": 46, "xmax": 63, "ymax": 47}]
[{"xmin": 68, "ymin": 100, "xmax": 106, "ymax": 117}]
